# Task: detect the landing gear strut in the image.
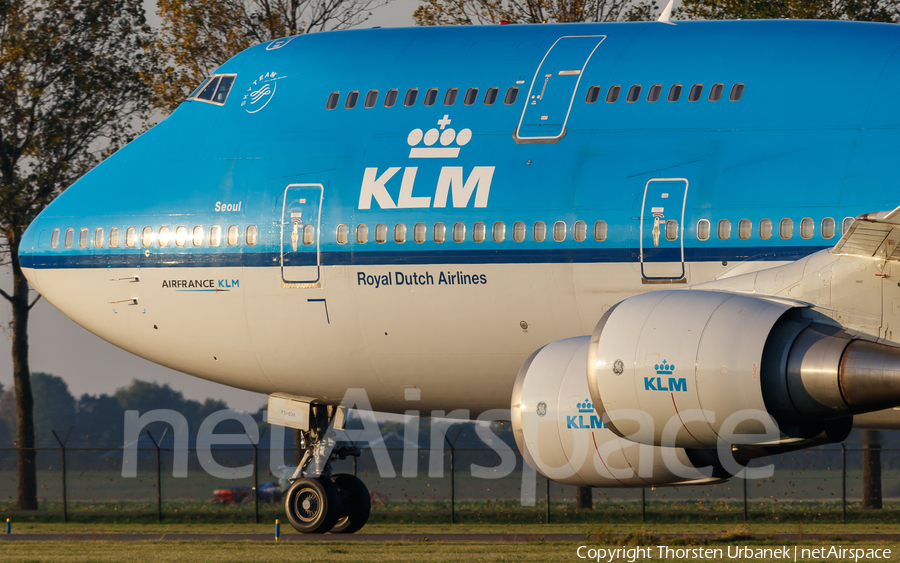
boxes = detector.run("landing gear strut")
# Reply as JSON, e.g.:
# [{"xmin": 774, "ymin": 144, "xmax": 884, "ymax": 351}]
[{"xmin": 282, "ymin": 405, "xmax": 370, "ymax": 534}]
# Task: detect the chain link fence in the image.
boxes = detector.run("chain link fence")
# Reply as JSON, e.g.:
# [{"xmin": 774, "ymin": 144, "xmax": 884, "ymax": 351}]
[{"xmin": 0, "ymin": 443, "xmax": 898, "ymax": 524}]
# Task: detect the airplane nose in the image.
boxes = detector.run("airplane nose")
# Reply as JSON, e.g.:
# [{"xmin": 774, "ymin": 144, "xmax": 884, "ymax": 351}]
[{"xmin": 19, "ymin": 216, "xmax": 41, "ymax": 294}]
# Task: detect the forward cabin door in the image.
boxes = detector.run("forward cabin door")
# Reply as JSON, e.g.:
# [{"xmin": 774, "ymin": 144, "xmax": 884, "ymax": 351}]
[
  {"xmin": 280, "ymin": 183, "xmax": 323, "ymax": 287},
  {"xmin": 515, "ymin": 35, "xmax": 605, "ymax": 143},
  {"xmin": 640, "ymin": 178, "xmax": 688, "ymax": 283}
]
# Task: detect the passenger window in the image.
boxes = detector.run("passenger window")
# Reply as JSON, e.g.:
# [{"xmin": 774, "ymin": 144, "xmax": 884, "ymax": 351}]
[
  {"xmin": 404, "ymin": 88, "xmax": 418, "ymax": 107},
  {"xmin": 302, "ymin": 224, "xmax": 315, "ymax": 245},
  {"xmin": 504, "ymin": 87, "xmax": 519, "ymax": 105},
  {"xmin": 696, "ymin": 219, "xmax": 710, "ymax": 241},
  {"xmin": 79, "ymin": 228, "xmax": 88, "ymax": 248},
  {"xmin": 484, "ymin": 87, "xmax": 498, "ymax": 105},
  {"xmin": 585, "ymin": 86, "xmax": 601, "ymax": 104},
  {"xmin": 453, "ymin": 222, "xmax": 466, "ymax": 243},
  {"xmin": 212, "ymin": 76, "xmax": 234, "ymax": 104},
  {"xmin": 246, "ymin": 225, "xmax": 258, "ymax": 246},
  {"xmin": 345, "ymin": 91, "xmax": 359, "ymax": 109},
  {"xmin": 414, "ymin": 222, "xmax": 426, "ymax": 243},
  {"xmin": 594, "ymin": 220, "xmax": 607, "ymax": 241},
  {"xmin": 647, "ymin": 84, "xmax": 662, "ymax": 102},
  {"xmin": 493, "ymin": 222, "xmax": 506, "ymax": 243},
  {"xmin": 606, "ymin": 85, "xmax": 620, "ymax": 103},
  {"xmin": 553, "ymin": 221, "xmax": 566, "ymax": 242},
  {"xmin": 364, "ymin": 90, "xmax": 378, "ymax": 108},
  {"xmin": 433, "ymin": 222, "xmax": 446, "ymax": 243},
  {"xmin": 665, "ymin": 220, "xmax": 678, "ymax": 241},
  {"xmin": 739, "ymin": 219, "xmax": 751, "ymax": 240},
  {"xmin": 473, "ymin": 222, "xmax": 486, "ymax": 242},
  {"xmin": 51, "ymin": 228, "xmax": 60, "ymax": 249},
  {"xmin": 464, "ymin": 87, "xmax": 479, "ymax": 105},
  {"xmin": 109, "ymin": 227, "xmax": 119, "ymax": 248},
  {"xmin": 356, "ymin": 224, "xmax": 368, "ymax": 244},
  {"xmin": 141, "ymin": 226, "xmax": 153, "ymax": 247},
  {"xmin": 326, "ymin": 92, "xmax": 340, "ymax": 110},
  {"xmin": 822, "ymin": 217, "xmax": 835, "ymax": 239},
  {"xmin": 780, "ymin": 218, "xmax": 793, "ymax": 240},
  {"xmin": 196, "ymin": 76, "xmax": 220, "ymax": 101},
  {"xmin": 193, "ymin": 226, "xmax": 204, "ymax": 247},
  {"xmin": 209, "ymin": 226, "xmax": 221, "ymax": 246},
  {"xmin": 424, "ymin": 88, "xmax": 439, "ymax": 107},
  {"xmin": 375, "ymin": 223, "xmax": 387, "ymax": 244},
  {"xmin": 94, "ymin": 228, "xmax": 104, "ymax": 248},
  {"xmin": 175, "ymin": 226, "xmax": 187, "ymax": 247},
  {"xmin": 227, "ymin": 225, "xmax": 239, "ymax": 246},
  {"xmin": 394, "ymin": 223, "xmax": 406, "ymax": 244},
  {"xmin": 760, "ymin": 219, "xmax": 773, "ymax": 240},
  {"xmin": 800, "ymin": 218, "xmax": 814, "ymax": 239},
  {"xmin": 158, "ymin": 226, "xmax": 169, "ymax": 247},
  {"xmin": 626, "ymin": 85, "xmax": 642, "ymax": 103},
  {"xmin": 125, "ymin": 227, "xmax": 136, "ymax": 248},
  {"xmin": 718, "ymin": 219, "xmax": 731, "ymax": 240},
  {"xmin": 709, "ymin": 83, "xmax": 724, "ymax": 102},
  {"xmin": 730, "ymin": 83, "xmax": 744, "ymax": 101},
  {"xmin": 513, "ymin": 221, "xmax": 526, "ymax": 243},
  {"xmin": 444, "ymin": 88, "xmax": 458, "ymax": 106},
  {"xmin": 64, "ymin": 228, "xmax": 74, "ymax": 249},
  {"xmin": 574, "ymin": 220, "xmax": 586, "ymax": 242},
  {"xmin": 384, "ymin": 89, "xmax": 398, "ymax": 107},
  {"xmin": 533, "ymin": 221, "xmax": 546, "ymax": 242},
  {"xmin": 336, "ymin": 224, "xmax": 349, "ymax": 245},
  {"xmin": 688, "ymin": 84, "xmax": 703, "ymax": 102},
  {"xmin": 842, "ymin": 217, "xmax": 854, "ymax": 234},
  {"xmin": 668, "ymin": 84, "xmax": 682, "ymax": 102}
]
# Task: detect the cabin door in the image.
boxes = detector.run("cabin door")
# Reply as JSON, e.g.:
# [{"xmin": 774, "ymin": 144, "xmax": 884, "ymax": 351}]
[
  {"xmin": 515, "ymin": 35, "xmax": 605, "ymax": 143},
  {"xmin": 280, "ymin": 183, "xmax": 323, "ymax": 287},
  {"xmin": 640, "ymin": 178, "xmax": 688, "ymax": 283}
]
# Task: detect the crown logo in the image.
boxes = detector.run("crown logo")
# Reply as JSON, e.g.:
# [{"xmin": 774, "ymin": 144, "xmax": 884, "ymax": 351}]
[
  {"xmin": 577, "ymin": 399, "xmax": 594, "ymax": 413},
  {"xmin": 408, "ymin": 115, "xmax": 471, "ymax": 159},
  {"xmin": 655, "ymin": 360, "xmax": 674, "ymax": 375}
]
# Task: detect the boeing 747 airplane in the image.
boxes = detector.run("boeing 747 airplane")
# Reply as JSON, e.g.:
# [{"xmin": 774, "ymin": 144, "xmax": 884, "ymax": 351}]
[{"xmin": 18, "ymin": 19, "xmax": 900, "ymax": 533}]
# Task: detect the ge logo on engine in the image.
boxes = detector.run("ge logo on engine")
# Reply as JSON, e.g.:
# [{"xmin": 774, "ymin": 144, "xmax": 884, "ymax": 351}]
[
  {"xmin": 613, "ymin": 359, "xmax": 624, "ymax": 375},
  {"xmin": 536, "ymin": 401, "xmax": 547, "ymax": 417}
]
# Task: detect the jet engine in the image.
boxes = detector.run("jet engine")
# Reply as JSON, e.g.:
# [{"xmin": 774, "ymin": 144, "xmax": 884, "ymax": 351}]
[
  {"xmin": 511, "ymin": 337, "xmax": 732, "ymax": 487},
  {"xmin": 586, "ymin": 290, "xmax": 900, "ymax": 449}
]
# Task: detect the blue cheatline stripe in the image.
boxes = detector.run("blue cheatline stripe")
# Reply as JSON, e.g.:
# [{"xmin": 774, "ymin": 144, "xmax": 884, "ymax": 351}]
[{"xmin": 18, "ymin": 245, "xmax": 829, "ymax": 270}]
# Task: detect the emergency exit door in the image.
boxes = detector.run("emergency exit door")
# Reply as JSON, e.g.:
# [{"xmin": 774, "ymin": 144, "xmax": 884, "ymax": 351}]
[
  {"xmin": 280, "ymin": 184, "xmax": 323, "ymax": 286},
  {"xmin": 640, "ymin": 178, "xmax": 688, "ymax": 283},
  {"xmin": 516, "ymin": 35, "xmax": 605, "ymax": 142}
]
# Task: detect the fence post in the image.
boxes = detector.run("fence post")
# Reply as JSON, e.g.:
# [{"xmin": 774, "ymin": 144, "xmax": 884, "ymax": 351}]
[
  {"xmin": 444, "ymin": 435, "xmax": 455, "ymax": 525},
  {"xmin": 743, "ymin": 476, "xmax": 748, "ymax": 522},
  {"xmin": 145, "ymin": 429, "xmax": 167, "ymax": 522},
  {"xmin": 51, "ymin": 428, "xmax": 72, "ymax": 523},
  {"xmin": 842, "ymin": 444, "xmax": 847, "ymax": 523},
  {"xmin": 248, "ymin": 428, "xmax": 265, "ymax": 525},
  {"xmin": 641, "ymin": 488, "xmax": 645, "ymax": 523},
  {"xmin": 546, "ymin": 478, "xmax": 551, "ymax": 524}
]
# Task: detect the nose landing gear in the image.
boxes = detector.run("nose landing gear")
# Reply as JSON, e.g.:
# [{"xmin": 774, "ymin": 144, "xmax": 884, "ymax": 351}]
[{"xmin": 281, "ymin": 404, "xmax": 371, "ymax": 534}]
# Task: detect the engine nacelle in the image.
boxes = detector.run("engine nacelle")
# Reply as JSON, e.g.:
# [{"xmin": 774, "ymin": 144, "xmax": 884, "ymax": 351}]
[
  {"xmin": 587, "ymin": 290, "xmax": 900, "ymax": 449},
  {"xmin": 511, "ymin": 337, "xmax": 729, "ymax": 487}
]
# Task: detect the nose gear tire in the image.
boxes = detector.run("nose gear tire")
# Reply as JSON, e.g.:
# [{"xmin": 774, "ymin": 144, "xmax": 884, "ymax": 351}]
[
  {"xmin": 284, "ymin": 477, "xmax": 341, "ymax": 533},
  {"xmin": 330, "ymin": 473, "xmax": 371, "ymax": 534}
]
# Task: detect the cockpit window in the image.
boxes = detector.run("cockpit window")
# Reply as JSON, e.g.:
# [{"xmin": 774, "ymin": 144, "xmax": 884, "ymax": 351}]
[{"xmin": 189, "ymin": 74, "xmax": 237, "ymax": 106}]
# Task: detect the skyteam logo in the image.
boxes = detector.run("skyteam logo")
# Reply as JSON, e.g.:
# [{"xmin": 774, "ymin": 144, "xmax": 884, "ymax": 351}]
[
  {"xmin": 644, "ymin": 360, "xmax": 687, "ymax": 392},
  {"xmin": 358, "ymin": 115, "xmax": 494, "ymax": 210},
  {"xmin": 566, "ymin": 398, "xmax": 605, "ymax": 430},
  {"xmin": 242, "ymin": 72, "xmax": 283, "ymax": 114}
]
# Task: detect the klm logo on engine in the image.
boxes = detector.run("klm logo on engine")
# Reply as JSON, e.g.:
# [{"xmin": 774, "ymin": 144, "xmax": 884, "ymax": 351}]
[
  {"xmin": 644, "ymin": 360, "xmax": 687, "ymax": 392},
  {"xmin": 358, "ymin": 116, "xmax": 494, "ymax": 210},
  {"xmin": 566, "ymin": 398, "xmax": 606, "ymax": 429}
]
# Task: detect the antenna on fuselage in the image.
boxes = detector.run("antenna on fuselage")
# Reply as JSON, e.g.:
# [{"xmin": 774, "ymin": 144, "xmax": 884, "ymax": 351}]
[{"xmin": 657, "ymin": 0, "xmax": 676, "ymax": 24}]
